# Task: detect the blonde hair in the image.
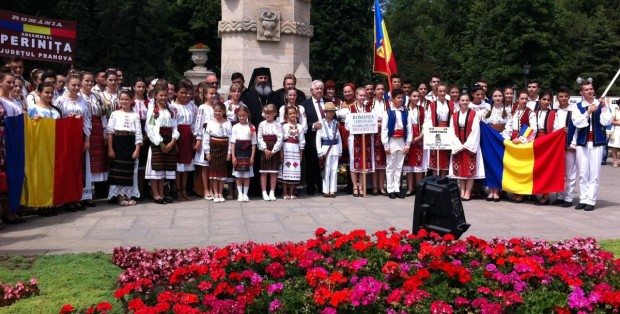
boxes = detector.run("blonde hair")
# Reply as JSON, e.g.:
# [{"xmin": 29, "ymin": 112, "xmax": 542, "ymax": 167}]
[{"xmin": 263, "ymin": 103, "xmax": 277, "ymax": 114}]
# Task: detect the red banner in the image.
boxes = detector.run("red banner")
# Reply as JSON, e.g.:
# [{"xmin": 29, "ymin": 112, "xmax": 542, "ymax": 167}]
[{"xmin": 0, "ymin": 9, "xmax": 77, "ymax": 64}]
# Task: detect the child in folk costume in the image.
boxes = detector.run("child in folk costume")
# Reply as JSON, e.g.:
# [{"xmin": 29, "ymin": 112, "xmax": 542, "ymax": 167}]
[
  {"xmin": 372, "ymin": 82, "xmax": 388, "ymax": 195},
  {"xmin": 343, "ymin": 87, "xmax": 375, "ymax": 197},
  {"xmin": 381, "ymin": 89, "xmax": 413, "ymax": 199},
  {"xmin": 231, "ymin": 106, "xmax": 256, "ymax": 202},
  {"xmin": 80, "ymin": 71, "xmax": 107, "ymax": 204},
  {"xmin": 508, "ymin": 90, "xmax": 537, "ymax": 203},
  {"xmin": 55, "ymin": 75, "xmax": 93, "ymax": 211},
  {"xmin": 258, "ymin": 104, "xmax": 283, "ymax": 201},
  {"xmin": 449, "ymin": 93, "xmax": 485, "ymax": 201},
  {"xmin": 277, "ymin": 87, "xmax": 307, "ymax": 133},
  {"xmin": 132, "ymin": 78, "xmax": 150, "ymax": 198},
  {"xmin": 316, "ymin": 102, "xmax": 342, "ymax": 197},
  {"xmin": 280, "ymin": 105, "xmax": 306, "ymax": 199},
  {"xmin": 403, "ymin": 90, "xmax": 427, "ymax": 196},
  {"xmin": 423, "ymin": 82, "xmax": 456, "ymax": 177},
  {"xmin": 169, "ymin": 80, "xmax": 197, "ymax": 201},
  {"xmin": 145, "ymin": 84, "xmax": 179, "ymax": 204},
  {"xmin": 107, "ymin": 91, "xmax": 143, "ymax": 206},
  {"xmin": 532, "ymin": 90, "xmax": 557, "ymax": 206},
  {"xmin": 204, "ymin": 102, "xmax": 232, "ymax": 203},
  {"xmin": 225, "ymin": 83, "xmax": 247, "ymax": 125},
  {"xmin": 193, "ymin": 86, "xmax": 216, "ymax": 200},
  {"xmin": 551, "ymin": 87, "xmax": 578, "ymax": 207},
  {"xmin": 483, "ymin": 88, "xmax": 512, "ymax": 201}
]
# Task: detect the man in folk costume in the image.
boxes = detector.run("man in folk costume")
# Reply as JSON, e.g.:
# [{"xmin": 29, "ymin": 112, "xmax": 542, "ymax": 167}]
[
  {"xmin": 241, "ymin": 67, "xmax": 278, "ymax": 195},
  {"xmin": 381, "ymin": 89, "xmax": 412, "ymax": 199},
  {"xmin": 551, "ymin": 86, "xmax": 578, "ymax": 207},
  {"xmin": 571, "ymin": 82, "xmax": 612, "ymax": 211}
]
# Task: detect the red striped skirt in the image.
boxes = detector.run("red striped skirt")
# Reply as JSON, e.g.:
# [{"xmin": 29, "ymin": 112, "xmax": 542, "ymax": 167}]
[
  {"xmin": 429, "ymin": 121, "xmax": 450, "ymax": 170},
  {"xmin": 89, "ymin": 116, "xmax": 107, "ymax": 173},
  {"xmin": 209, "ymin": 137, "xmax": 229, "ymax": 178}
]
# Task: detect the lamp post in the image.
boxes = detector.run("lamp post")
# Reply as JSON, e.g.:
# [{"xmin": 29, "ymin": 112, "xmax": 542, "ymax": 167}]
[{"xmin": 523, "ymin": 64, "xmax": 531, "ymax": 87}]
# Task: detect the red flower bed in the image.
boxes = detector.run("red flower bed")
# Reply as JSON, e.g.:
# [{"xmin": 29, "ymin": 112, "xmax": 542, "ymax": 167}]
[
  {"xmin": 70, "ymin": 228, "xmax": 620, "ymax": 313},
  {"xmin": 0, "ymin": 279, "xmax": 39, "ymax": 307}
]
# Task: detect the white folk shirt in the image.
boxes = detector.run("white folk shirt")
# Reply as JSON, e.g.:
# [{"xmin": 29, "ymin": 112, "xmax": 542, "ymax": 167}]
[
  {"xmin": 204, "ymin": 120, "xmax": 232, "ymax": 154},
  {"xmin": 145, "ymin": 106, "xmax": 179, "ymax": 146},
  {"xmin": 55, "ymin": 94, "xmax": 92, "ymax": 136},
  {"xmin": 106, "ymin": 110, "xmax": 143, "ymax": 145},
  {"xmin": 257, "ymin": 120, "xmax": 283, "ymax": 152},
  {"xmin": 381, "ymin": 106, "xmax": 413, "ymax": 151},
  {"xmin": 510, "ymin": 107, "xmax": 537, "ymax": 143},
  {"xmin": 316, "ymin": 119, "xmax": 342, "ymax": 157},
  {"xmin": 194, "ymin": 104, "xmax": 214, "ymax": 140}
]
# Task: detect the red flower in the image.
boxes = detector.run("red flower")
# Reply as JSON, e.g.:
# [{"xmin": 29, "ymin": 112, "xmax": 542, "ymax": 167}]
[
  {"xmin": 127, "ymin": 298, "xmax": 145, "ymax": 311},
  {"xmin": 430, "ymin": 300, "xmax": 454, "ymax": 314},
  {"xmin": 330, "ymin": 289, "xmax": 350, "ymax": 307},
  {"xmin": 315, "ymin": 227, "xmax": 327, "ymax": 237},
  {"xmin": 266, "ymin": 262, "xmax": 286, "ymax": 279},
  {"xmin": 59, "ymin": 304, "xmax": 75, "ymax": 314},
  {"xmin": 382, "ymin": 261, "xmax": 399, "ymax": 275},
  {"xmin": 96, "ymin": 302, "xmax": 113, "ymax": 312}
]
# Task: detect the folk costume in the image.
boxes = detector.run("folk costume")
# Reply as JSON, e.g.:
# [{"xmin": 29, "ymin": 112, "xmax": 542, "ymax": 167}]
[
  {"xmin": 133, "ymin": 98, "xmax": 150, "ymax": 169},
  {"xmin": 106, "ymin": 110, "xmax": 143, "ymax": 199},
  {"xmin": 100, "ymin": 90, "xmax": 120, "ymax": 119},
  {"xmin": 373, "ymin": 98, "xmax": 388, "ymax": 170},
  {"xmin": 81, "ymin": 92, "xmax": 108, "ymax": 182},
  {"xmin": 510, "ymin": 104, "xmax": 537, "ymax": 143},
  {"xmin": 204, "ymin": 119, "xmax": 232, "ymax": 180},
  {"xmin": 572, "ymin": 99, "xmax": 612, "ymax": 208},
  {"xmin": 448, "ymin": 109, "xmax": 485, "ymax": 179},
  {"xmin": 225, "ymin": 100, "xmax": 247, "ymax": 125},
  {"xmin": 193, "ymin": 104, "xmax": 214, "ymax": 166},
  {"xmin": 483, "ymin": 104, "xmax": 512, "ymax": 138},
  {"xmin": 258, "ymin": 120, "xmax": 283, "ymax": 173},
  {"xmin": 316, "ymin": 109, "xmax": 342, "ymax": 195},
  {"xmin": 277, "ymin": 104, "xmax": 307, "ymax": 133},
  {"xmin": 553, "ymin": 103, "xmax": 578, "ymax": 205},
  {"xmin": 169, "ymin": 101, "xmax": 197, "ymax": 172},
  {"xmin": 424, "ymin": 99, "xmax": 455, "ymax": 170},
  {"xmin": 279, "ymin": 122, "xmax": 305, "ymax": 184},
  {"xmin": 343, "ymin": 102, "xmax": 375, "ymax": 173},
  {"xmin": 231, "ymin": 122, "xmax": 257, "ymax": 178},
  {"xmin": 608, "ymin": 106, "xmax": 620, "ymax": 148},
  {"xmin": 381, "ymin": 104, "xmax": 413, "ymax": 194},
  {"xmin": 145, "ymin": 104, "xmax": 180, "ymax": 180},
  {"xmin": 534, "ymin": 108, "xmax": 557, "ymax": 139},
  {"xmin": 404, "ymin": 102, "xmax": 428, "ymax": 173}
]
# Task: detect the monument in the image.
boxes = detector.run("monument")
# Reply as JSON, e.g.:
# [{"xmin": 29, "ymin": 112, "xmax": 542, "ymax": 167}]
[{"xmin": 218, "ymin": 0, "xmax": 313, "ymax": 96}]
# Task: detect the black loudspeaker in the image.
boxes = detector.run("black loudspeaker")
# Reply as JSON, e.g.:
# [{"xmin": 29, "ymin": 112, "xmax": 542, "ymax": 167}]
[{"xmin": 412, "ymin": 176, "xmax": 470, "ymax": 239}]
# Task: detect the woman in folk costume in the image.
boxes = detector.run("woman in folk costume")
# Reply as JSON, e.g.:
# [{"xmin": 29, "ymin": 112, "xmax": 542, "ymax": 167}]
[
  {"xmin": 277, "ymin": 87, "xmax": 307, "ymax": 132},
  {"xmin": 193, "ymin": 86, "xmax": 217, "ymax": 200},
  {"xmin": 508, "ymin": 90, "xmax": 537, "ymax": 203},
  {"xmin": 8, "ymin": 77, "xmax": 26, "ymax": 114},
  {"xmin": 403, "ymin": 89, "xmax": 427, "ymax": 196},
  {"xmin": 381, "ymin": 89, "xmax": 412, "ymax": 199},
  {"xmin": 169, "ymin": 79, "xmax": 197, "ymax": 201},
  {"xmin": 372, "ymin": 82, "xmax": 388, "ymax": 195},
  {"xmin": 503, "ymin": 86, "xmax": 515, "ymax": 109},
  {"xmin": 204, "ymin": 102, "xmax": 232, "ymax": 203},
  {"xmin": 231, "ymin": 106, "xmax": 256, "ymax": 202},
  {"xmin": 449, "ymin": 93, "xmax": 485, "ymax": 201},
  {"xmin": 483, "ymin": 88, "xmax": 513, "ymax": 201},
  {"xmin": 316, "ymin": 102, "xmax": 342, "ymax": 197},
  {"xmin": 423, "ymin": 82, "xmax": 455, "ymax": 177},
  {"xmin": 280, "ymin": 105, "xmax": 306, "ymax": 199},
  {"xmin": 132, "ymin": 77, "xmax": 150, "ymax": 198},
  {"xmin": 100, "ymin": 70, "xmax": 121, "ymax": 119},
  {"xmin": 468, "ymin": 84, "xmax": 491, "ymax": 117},
  {"xmin": 107, "ymin": 91, "xmax": 142, "ymax": 206},
  {"xmin": 338, "ymin": 83, "xmax": 356, "ymax": 194},
  {"xmin": 55, "ymin": 75, "xmax": 93, "ymax": 211},
  {"xmin": 0, "ymin": 70, "xmax": 23, "ymax": 224},
  {"xmin": 258, "ymin": 104, "xmax": 283, "ymax": 201},
  {"xmin": 532, "ymin": 90, "xmax": 556, "ymax": 206},
  {"xmin": 343, "ymin": 87, "xmax": 375, "ymax": 197},
  {"xmin": 145, "ymin": 84, "xmax": 179, "ymax": 204}
]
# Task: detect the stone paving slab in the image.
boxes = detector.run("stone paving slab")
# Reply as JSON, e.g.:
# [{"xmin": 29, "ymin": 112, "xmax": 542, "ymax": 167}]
[{"xmin": 1, "ymin": 166, "xmax": 620, "ymax": 255}]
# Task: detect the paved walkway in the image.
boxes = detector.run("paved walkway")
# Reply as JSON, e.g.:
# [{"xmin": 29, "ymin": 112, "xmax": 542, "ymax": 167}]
[{"xmin": 1, "ymin": 166, "xmax": 620, "ymax": 255}]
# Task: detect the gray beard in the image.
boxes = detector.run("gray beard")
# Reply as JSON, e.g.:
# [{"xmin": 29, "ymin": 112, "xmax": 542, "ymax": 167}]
[{"xmin": 255, "ymin": 85, "xmax": 272, "ymax": 96}]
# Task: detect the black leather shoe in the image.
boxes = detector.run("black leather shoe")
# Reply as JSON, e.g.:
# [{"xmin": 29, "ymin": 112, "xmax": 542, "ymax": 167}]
[
  {"xmin": 584, "ymin": 205, "xmax": 595, "ymax": 211},
  {"xmin": 397, "ymin": 192, "xmax": 406, "ymax": 199},
  {"xmin": 551, "ymin": 199, "xmax": 564, "ymax": 206},
  {"xmin": 164, "ymin": 197, "xmax": 174, "ymax": 203},
  {"xmin": 575, "ymin": 203, "xmax": 586, "ymax": 210},
  {"xmin": 154, "ymin": 198, "xmax": 166, "ymax": 205},
  {"xmin": 561, "ymin": 201, "xmax": 573, "ymax": 208},
  {"xmin": 389, "ymin": 193, "xmax": 396, "ymax": 199}
]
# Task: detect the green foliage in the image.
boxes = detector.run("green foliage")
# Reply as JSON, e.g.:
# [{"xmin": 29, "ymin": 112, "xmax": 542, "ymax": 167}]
[
  {"xmin": 0, "ymin": 253, "xmax": 122, "ymax": 314},
  {"xmin": 600, "ymin": 239, "xmax": 620, "ymax": 257}
]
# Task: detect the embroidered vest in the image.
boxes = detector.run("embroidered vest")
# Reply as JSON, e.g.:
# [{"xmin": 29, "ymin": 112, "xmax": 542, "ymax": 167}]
[
  {"xmin": 453, "ymin": 109, "xmax": 475, "ymax": 144},
  {"xmin": 430, "ymin": 100, "xmax": 455, "ymax": 127},
  {"xmin": 575, "ymin": 101, "xmax": 607, "ymax": 146},
  {"xmin": 564, "ymin": 110, "xmax": 576, "ymax": 150},
  {"xmin": 410, "ymin": 104, "xmax": 425, "ymax": 137},
  {"xmin": 387, "ymin": 108, "xmax": 408, "ymax": 139},
  {"xmin": 512, "ymin": 105, "xmax": 532, "ymax": 130},
  {"xmin": 535, "ymin": 109, "xmax": 556, "ymax": 135}
]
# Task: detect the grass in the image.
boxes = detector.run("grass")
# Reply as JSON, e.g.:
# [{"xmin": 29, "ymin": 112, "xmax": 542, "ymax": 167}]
[
  {"xmin": 0, "ymin": 240, "xmax": 619, "ymax": 313},
  {"xmin": 0, "ymin": 252, "xmax": 122, "ymax": 314}
]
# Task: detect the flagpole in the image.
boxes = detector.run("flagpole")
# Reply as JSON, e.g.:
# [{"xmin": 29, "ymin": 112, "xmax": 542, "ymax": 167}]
[{"xmin": 601, "ymin": 67, "xmax": 620, "ymax": 98}]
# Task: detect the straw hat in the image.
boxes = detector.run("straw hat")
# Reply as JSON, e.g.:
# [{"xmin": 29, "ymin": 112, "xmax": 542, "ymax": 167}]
[{"xmin": 324, "ymin": 102, "xmax": 338, "ymax": 111}]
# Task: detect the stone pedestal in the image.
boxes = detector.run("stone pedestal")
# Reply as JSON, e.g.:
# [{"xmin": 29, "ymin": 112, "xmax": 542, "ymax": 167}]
[
  {"xmin": 184, "ymin": 48, "xmax": 215, "ymax": 86},
  {"xmin": 218, "ymin": 0, "xmax": 313, "ymax": 97}
]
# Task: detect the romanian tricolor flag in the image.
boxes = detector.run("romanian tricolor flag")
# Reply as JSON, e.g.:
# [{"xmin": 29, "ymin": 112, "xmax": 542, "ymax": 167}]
[
  {"xmin": 519, "ymin": 125, "xmax": 534, "ymax": 140},
  {"xmin": 5, "ymin": 115, "xmax": 83, "ymax": 211},
  {"xmin": 479, "ymin": 122, "xmax": 565, "ymax": 195},
  {"xmin": 373, "ymin": 0, "xmax": 398, "ymax": 85}
]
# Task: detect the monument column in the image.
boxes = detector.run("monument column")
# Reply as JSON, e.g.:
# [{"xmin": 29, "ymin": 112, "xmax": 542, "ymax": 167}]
[{"xmin": 218, "ymin": 0, "xmax": 313, "ymax": 97}]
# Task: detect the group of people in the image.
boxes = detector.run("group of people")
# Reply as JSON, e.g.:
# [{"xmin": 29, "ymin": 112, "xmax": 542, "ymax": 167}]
[{"xmin": 0, "ymin": 57, "xmax": 617, "ymax": 228}]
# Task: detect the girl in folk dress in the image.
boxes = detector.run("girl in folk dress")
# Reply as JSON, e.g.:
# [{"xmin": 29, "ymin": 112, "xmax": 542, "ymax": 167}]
[
  {"xmin": 423, "ymin": 82, "xmax": 455, "ymax": 177},
  {"xmin": 503, "ymin": 86, "xmax": 515, "ymax": 109},
  {"xmin": 80, "ymin": 71, "xmax": 108, "ymax": 203},
  {"xmin": 533, "ymin": 90, "xmax": 556, "ymax": 206},
  {"xmin": 403, "ymin": 90, "xmax": 427, "ymax": 196},
  {"xmin": 204, "ymin": 102, "xmax": 232, "ymax": 203},
  {"xmin": 231, "ymin": 106, "xmax": 256, "ymax": 202},
  {"xmin": 258, "ymin": 104, "xmax": 283, "ymax": 201},
  {"xmin": 280, "ymin": 105, "xmax": 305, "ymax": 199},
  {"xmin": 449, "ymin": 93, "xmax": 485, "ymax": 201},
  {"xmin": 145, "ymin": 84, "xmax": 179, "ymax": 204},
  {"xmin": 344, "ymin": 87, "xmax": 375, "ymax": 197},
  {"xmin": 132, "ymin": 77, "xmax": 150, "ymax": 198},
  {"xmin": 55, "ymin": 75, "xmax": 93, "ymax": 211},
  {"xmin": 372, "ymin": 82, "xmax": 388, "ymax": 195},
  {"xmin": 193, "ymin": 86, "xmax": 216, "ymax": 199},
  {"xmin": 317, "ymin": 102, "xmax": 342, "ymax": 197},
  {"xmin": 169, "ymin": 80, "xmax": 197, "ymax": 201},
  {"xmin": 483, "ymin": 88, "xmax": 512, "ymax": 201},
  {"xmin": 225, "ymin": 83, "xmax": 247, "ymax": 125},
  {"xmin": 107, "ymin": 91, "xmax": 142, "ymax": 206},
  {"xmin": 277, "ymin": 87, "xmax": 307, "ymax": 133},
  {"xmin": 508, "ymin": 90, "xmax": 537, "ymax": 203},
  {"xmin": 100, "ymin": 70, "xmax": 120, "ymax": 119}
]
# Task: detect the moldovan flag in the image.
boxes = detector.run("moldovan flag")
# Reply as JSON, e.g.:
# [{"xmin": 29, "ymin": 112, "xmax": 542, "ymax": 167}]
[
  {"xmin": 479, "ymin": 122, "xmax": 565, "ymax": 195},
  {"xmin": 5, "ymin": 115, "xmax": 83, "ymax": 211},
  {"xmin": 373, "ymin": 0, "xmax": 398, "ymax": 79}
]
